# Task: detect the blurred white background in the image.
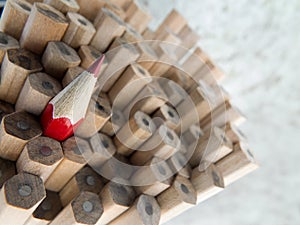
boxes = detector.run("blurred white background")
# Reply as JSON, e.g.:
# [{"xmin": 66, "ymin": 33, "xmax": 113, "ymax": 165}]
[{"xmin": 141, "ymin": 0, "xmax": 300, "ymax": 224}]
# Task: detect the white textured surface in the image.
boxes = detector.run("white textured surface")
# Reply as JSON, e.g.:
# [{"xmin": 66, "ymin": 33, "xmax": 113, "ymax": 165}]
[{"xmin": 141, "ymin": 0, "xmax": 300, "ymax": 224}]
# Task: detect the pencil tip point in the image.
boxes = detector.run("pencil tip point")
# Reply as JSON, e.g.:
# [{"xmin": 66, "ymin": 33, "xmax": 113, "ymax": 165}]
[{"xmin": 87, "ymin": 54, "xmax": 105, "ymax": 78}]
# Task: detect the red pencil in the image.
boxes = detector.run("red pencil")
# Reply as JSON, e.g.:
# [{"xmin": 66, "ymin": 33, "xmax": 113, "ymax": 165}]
[{"xmin": 41, "ymin": 55, "xmax": 105, "ymax": 141}]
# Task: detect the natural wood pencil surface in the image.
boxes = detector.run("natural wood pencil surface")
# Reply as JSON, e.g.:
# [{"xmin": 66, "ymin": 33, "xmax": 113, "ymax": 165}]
[
  {"xmin": 0, "ymin": 172, "xmax": 46, "ymax": 225},
  {"xmin": 0, "ymin": 0, "xmax": 258, "ymax": 224}
]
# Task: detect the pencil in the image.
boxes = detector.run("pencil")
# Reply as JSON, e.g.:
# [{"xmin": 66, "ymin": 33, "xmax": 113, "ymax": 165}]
[{"xmin": 41, "ymin": 55, "xmax": 105, "ymax": 141}]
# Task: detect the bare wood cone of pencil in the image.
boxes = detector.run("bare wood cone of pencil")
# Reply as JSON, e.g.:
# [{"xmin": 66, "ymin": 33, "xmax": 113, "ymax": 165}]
[{"xmin": 41, "ymin": 55, "xmax": 105, "ymax": 141}]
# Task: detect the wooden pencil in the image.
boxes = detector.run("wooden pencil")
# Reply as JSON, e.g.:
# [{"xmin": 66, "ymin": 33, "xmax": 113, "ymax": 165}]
[
  {"xmin": 155, "ymin": 9, "xmax": 187, "ymax": 35},
  {"xmin": 0, "ymin": 173, "xmax": 46, "ymax": 225},
  {"xmin": 100, "ymin": 154, "xmax": 134, "ymax": 182},
  {"xmin": 99, "ymin": 37, "xmax": 140, "ymax": 92},
  {"xmin": 77, "ymin": 0, "xmax": 106, "ymax": 21},
  {"xmin": 0, "ymin": 111, "xmax": 42, "ymax": 161},
  {"xmin": 123, "ymin": 81, "xmax": 168, "ymax": 118},
  {"xmin": 161, "ymin": 80, "xmax": 187, "ymax": 107},
  {"xmin": 124, "ymin": 0, "xmax": 151, "ymax": 33},
  {"xmin": 63, "ymin": 12, "xmax": 96, "ymax": 48},
  {"xmin": 188, "ymin": 126, "xmax": 233, "ymax": 168},
  {"xmin": 16, "ymin": 136, "xmax": 64, "ymax": 181},
  {"xmin": 96, "ymin": 181, "xmax": 136, "ymax": 225},
  {"xmin": 104, "ymin": 0, "xmax": 126, "ymax": 20},
  {"xmin": 0, "ymin": 0, "xmax": 32, "ymax": 40},
  {"xmin": 44, "ymin": 0, "xmax": 80, "ymax": 14},
  {"xmin": 78, "ymin": 45, "xmax": 105, "ymax": 69},
  {"xmin": 131, "ymin": 157, "xmax": 173, "ymax": 196},
  {"xmin": 157, "ymin": 175, "xmax": 197, "ymax": 224},
  {"xmin": 88, "ymin": 132, "xmax": 117, "ymax": 170},
  {"xmin": 59, "ymin": 166, "xmax": 104, "ymax": 207},
  {"xmin": 42, "ymin": 41, "xmax": 81, "ymax": 80},
  {"xmin": 75, "ymin": 93, "xmax": 112, "ymax": 138},
  {"xmin": 0, "ymin": 48, "xmax": 42, "ymax": 104},
  {"xmin": 15, "ymin": 72, "xmax": 62, "ymax": 115},
  {"xmin": 191, "ymin": 163, "xmax": 225, "ymax": 204},
  {"xmin": 100, "ymin": 110, "xmax": 126, "ymax": 136},
  {"xmin": 45, "ymin": 136, "xmax": 92, "ymax": 192},
  {"xmin": 62, "ymin": 66, "xmax": 84, "ymax": 87},
  {"xmin": 109, "ymin": 194, "xmax": 161, "ymax": 225},
  {"xmin": 108, "ymin": 63, "xmax": 152, "ymax": 110},
  {"xmin": 130, "ymin": 125, "xmax": 180, "ymax": 166},
  {"xmin": 41, "ymin": 56, "xmax": 105, "ymax": 141},
  {"xmin": 50, "ymin": 191, "xmax": 103, "ymax": 225},
  {"xmin": 167, "ymin": 152, "xmax": 192, "ymax": 179},
  {"xmin": 153, "ymin": 104, "xmax": 180, "ymax": 130},
  {"xmin": 114, "ymin": 111, "xmax": 156, "ymax": 156},
  {"xmin": 20, "ymin": 3, "xmax": 69, "ymax": 54},
  {"xmin": 91, "ymin": 8, "xmax": 126, "ymax": 52},
  {"xmin": 216, "ymin": 142, "xmax": 258, "ymax": 186}
]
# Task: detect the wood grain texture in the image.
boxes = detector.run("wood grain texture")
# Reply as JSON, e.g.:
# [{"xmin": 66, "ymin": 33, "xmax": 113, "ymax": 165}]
[
  {"xmin": 59, "ymin": 166, "xmax": 104, "ymax": 207},
  {"xmin": 42, "ymin": 41, "xmax": 81, "ymax": 80},
  {"xmin": 0, "ymin": 172, "xmax": 46, "ymax": 225},
  {"xmin": 130, "ymin": 125, "xmax": 180, "ymax": 166},
  {"xmin": 155, "ymin": 9, "xmax": 187, "ymax": 35},
  {"xmin": 109, "ymin": 194, "xmax": 161, "ymax": 225},
  {"xmin": 15, "ymin": 72, "xmax": 62, "ymax": 115},
  {"xmin": 167, "ymin": 152, "xmax": 192, "ymax": 179},
  {"xmin": 50, "ymin": 191, "xmax": 103, "ymax": 225},
  {"xmin": 45, "ymin": 137, "xmax": 92, "ymax": 192},
  {"xmin": 0, "ymin": 0, "xmax": 32, "ymax": 40},
  {"xmin": 77, "ymin": 0, "xmax": 106, "ymax": 21},
  {"xmin": 101, "ymin": 110, "xmax": 126, "ymax": 136},
  {"xmin": 96, "ymin": 181, "xmax": 136, "ymax": 225},
  {"xmin": 122, "ymin": 24, "xmax": 143, "ymax": 43},
  {"xmin": 131, "ymin": 157, "xmax": 173, "ymax": 196},
  {"xmin": 216, "ymin": 142, "xmax": 258, "ymax": 186},
  {"xmin": 0, "ymin": 48, "xmax": 43, "ymax": 104},
  {"xmin": 201, "ymin": 100, "xmax": 246, "ymax": 132},
  {"xmin": 88, "ymin": 132, "xmax": 116, "ymax": 169},
  {"xmin": 16, "ymin": 136, "xmax": 63, "ymax": 181},
  {"xmin": 63, "ymin": 12, "xmax": 96, "ymax": 48},
  {"xmin": 124, "ymin": 0, "xmax": 151, "ymax": 33},
  {"xmin": 188, "ymin": 126, "xmax": 233, "ymax": 168},
  {"xmin": 78, "ymin": 45, "xmax": 105, "ymax": 69},
  {"xmin": 191, "ymin": 163, "xmax": 225, "ymax": 204},
  {"xmin": 0, "ymin": 111, "xmax": 42, "ymax": 161},
  {"xmin": 91, "ymin": 8, "xmax": 126, "ymax": 52},
  {"xmin": 76, "ymin": 93, "xmax": 112, "ymax": 138},
  {"xmin": 44, "ymin": 0, "xmax": 80, "ymax": 14},
  {"xmin": 20, "ymin": 3, "xmax": 69, "ymax": 54},
  {"xmin": 62, "ymin": 66, "xmax": 84, "ymax": 87},
  {"xmin": 104, "ymin": 1, "xmax": 126, "ymax": 20},
  {"xmin": 114, "ymin": 111, "xmax": 156, "ymax": 156},
  {"xmin": 123, "ymin": 81, "xmax": 167, "ymax": 118},
  {"xmin": 157, "ymin": 175, "xmax": 197, "ymax": 224},
  {"xmin": 99, "ymin": 37, "xmax": 140, "ymax": 92},
  {"xmin": 153, "ymin": 104, "xmax": 180, "ymax": 130},
  {"xmin": 108, "ymin": 63, "xmax": 152, "ymax": 110}
]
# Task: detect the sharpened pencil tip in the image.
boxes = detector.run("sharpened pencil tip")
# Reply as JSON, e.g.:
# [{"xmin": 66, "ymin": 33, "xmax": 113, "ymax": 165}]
[{"xmin": 87, "ymin": 54, "xmax": 105, "ymax": 78}]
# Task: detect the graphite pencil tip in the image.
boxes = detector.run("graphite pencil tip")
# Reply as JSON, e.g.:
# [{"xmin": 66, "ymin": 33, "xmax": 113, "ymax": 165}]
[{"xmin": 87, "ymin": 55, "xmax": 105, "ymax": 78}]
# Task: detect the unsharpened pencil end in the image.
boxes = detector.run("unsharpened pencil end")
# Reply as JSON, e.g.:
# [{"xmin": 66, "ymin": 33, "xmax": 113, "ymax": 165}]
[{"xmin": 87, "ymin": 55, "xmax": 105, "ymax": 78}]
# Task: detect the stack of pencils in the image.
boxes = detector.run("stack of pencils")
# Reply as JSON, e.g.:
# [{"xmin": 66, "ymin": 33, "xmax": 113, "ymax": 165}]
[{"xmin": 0, "ymin": 0, "xmax": 258, "ymax": 225}]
